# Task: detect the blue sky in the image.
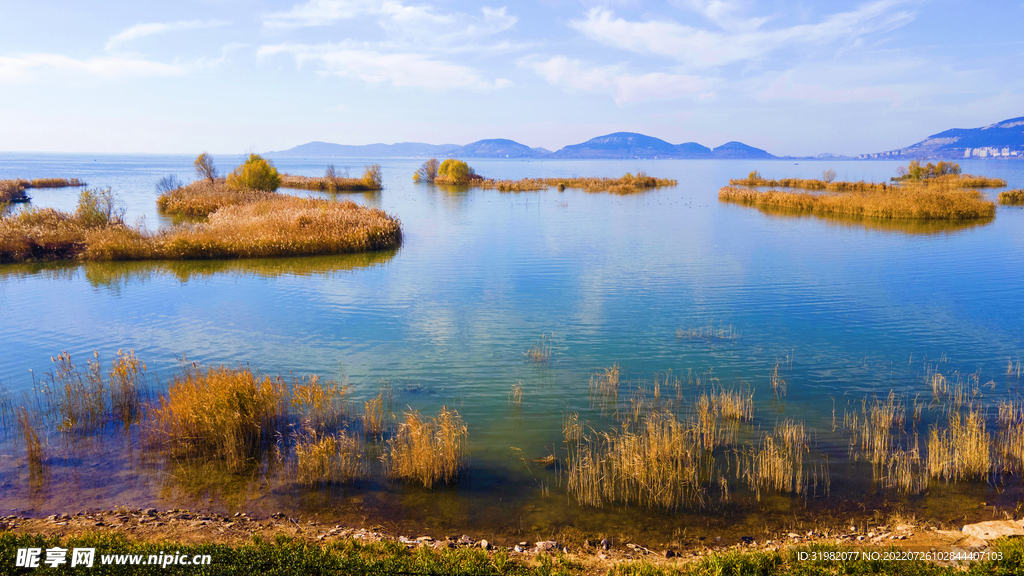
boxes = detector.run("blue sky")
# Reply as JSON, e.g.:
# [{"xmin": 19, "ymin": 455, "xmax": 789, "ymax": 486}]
[{"xmin": 1, "ymin": 0, "xmax": 1022, "ymax": 156}]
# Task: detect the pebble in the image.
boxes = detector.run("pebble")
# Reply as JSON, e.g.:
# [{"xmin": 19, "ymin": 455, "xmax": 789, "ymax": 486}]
[
  {"xmin": 480, "ymin": 540, "xmax": 491, "ymax": 550},
  {"xmin": 600, "ymin": 537, "xmax": 610, "ymax": 550},
  {"xmin": 513, "ymin": 545, "xmax": 524, "ymax": 553}
]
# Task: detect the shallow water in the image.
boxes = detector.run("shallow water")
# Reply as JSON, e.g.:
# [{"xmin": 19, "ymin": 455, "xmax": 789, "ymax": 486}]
[{"xmin": 2, "ymin": 155, "xmax": 1023, "ymax": 543}]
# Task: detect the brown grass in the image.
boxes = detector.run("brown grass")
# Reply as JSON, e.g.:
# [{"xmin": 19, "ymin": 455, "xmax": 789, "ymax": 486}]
[
  {"xmin": 732, "ymin": 174, "xmax": 1006, "ymax": 190},
  {"xmin": 146, "ymin": 364, "xmax": 288, "ymax": 470},
  {"xmin": 290, "ymin": 375, "xmax": 349, "ymax": 431},
  {"xmin": 563, "ymin": 411, "xmax": 708, "ymax": 510},
  {"xmin": 383, "ymin": 407, "xmax": 469, "ymax": 488},
  {"xmin": 719, "ymin": 183, "xmax": 996, "ymax": 220},
  {"xmin": 740, "ymin": 420, "xmax": 808, "ymax": 498},
  {"xmin": 524, "ymin": 334, "xmax": 552, "ymax": 363},
  {"xmin": 16, "ymin": 406, "xmax": 45, "ymax": 470},
  {"xmin": 999, "ymin": 190, "xmax": 1024, "ymax": 205},
  {"xmin": 157, "ymin": 180, "xmax": 273, "ymax": 217},
  {"xmin": 293, "ymin": 426, "xmax": 367, "ymax": 484},
  {"xmin": 474, "ymin": 172, "xmax": 676, "ymax": 195},
  {"xmin": 362, "ymin": 391, "xmax": 386, "ymax": 436},
  {"xmin": 509, "ymin": 382, "xmax": 524, "ymax": 408},
  {"xmin": 0, "ymin": 178, "xmax": 85, "ymax": 203},
  {"xmin": 280, "ymin": 165, "xmax": 383, "ymax": 192},
  {"xmin": 927, "ymin": 407, "xmax": 991, "ymax": 482},
  {"xmin": 589, "ymin": 364, "xmax": 620, "ymax": 414},
  {"xmin": 3, "ymin": 184, "xmax": 403, "ymax": 263},
  {"xmin": 108, "ymin": 349, "xmax": 147, "ymax": 429}
]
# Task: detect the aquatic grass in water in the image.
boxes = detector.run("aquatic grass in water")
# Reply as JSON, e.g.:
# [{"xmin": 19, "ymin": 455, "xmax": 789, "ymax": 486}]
[
  {"xmin": 0, "ymin": 177, "xmax": 85, "ymax": 203},
  {"xmin": 383, "ymin": 407, "xmax": 469, "ymax": 488},
  {"xmin": 157, "ymin": 180, "xmax": 273, "ymax": 217},
  {"xmin": 477, "ymin": 173, "xmax": 676, "ymax": 194},
  {"xmin": 280, "ymin": 164, "xmax": 383, "ymax": 192},
  {"xmin": 927, "ymin": 407, "xmax": 991, "ymax": 482},
  {"xmin": 146, "ymin": 364, "xmax": 289, "ymax": 471},
  {"xmin": 293, "ymin": 426, "xmax": 368, "ymax": 485},
  {"xmin": 740, "ymin": 420, "xmax": 810, "ymax": 499},
  {"xmin": 676, "ymin": 321, "xmax": 739, "ymax": 341},
  {"xmin": 524, "ymin": 334, "xmax": 552, "ymax": 363}
]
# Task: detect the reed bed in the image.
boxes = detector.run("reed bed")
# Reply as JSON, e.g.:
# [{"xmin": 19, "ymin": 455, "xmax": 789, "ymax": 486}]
[
  {"xmin": 290, "ymin": 375, "xmax": 350, "ymax": 431},
  {"xmin": 157, "ymin": 180, "xmax": 274, "ymax": 217},
  {"xmin": 2, "ymin": 185, "xmax": 403, "ymax": 262},
  {"xmin": 739, "ymin": 420, "xmax": 808, "ymax": 498},
  {"xmin": 996, "ymin": 400, "xmax": 1024, "ymax": 474},
  {"xmin": 16, "ymin": 406, "xmax": 45, "ymax": 470},
  {"xmin": 146, "ymin": 364, "xmax": 289, "ymax": 471},
  {"xmin": 0, "ymin": 178, "xmax": 85, "ymax": 203},
  {"xmin": 732, "ymin": 172, "xmax": 1005, "ymax": 190},
  {"xmin": 927, "ymin": 407, "xmax": 991, "ymax": 482},
  {"xmin": 676, "ymin": 321, "xmax": 739, "ymax": 341},
  {"xmin": 475, "ymin": 172, "xmax": 677, "ymax": 194},
  {"xmin": 589, "ymin": 364, "xmax": 620, "ymax": 414},
  {"xmin": 563, "ymin": 411, "xmax": 709, "ymax": 510},
  {"xmin": 383, "ymin": 407, "xmax": 468, "ymax": 488},
  {"xmin": 524, "ymin": 334, "xmax": 553, "ymax": 363},
  {"xmin": 280, "ymin": 165, "xmax": 383, "ymax": 192},
  {"xmin": 293, "ymin": 427, "xmax": 368, "ymax": 484},
  {"xmin": 999, "ymin": 189, "xmax": 1024, "ymax": 205},
  {"xmin": 719, "ymin": 184, "xmax": 996, "ymax": 220}
]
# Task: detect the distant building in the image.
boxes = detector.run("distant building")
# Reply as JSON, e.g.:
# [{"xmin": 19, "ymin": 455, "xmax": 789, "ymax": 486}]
[{"xmin": 964, "ymin": 148, "xmax": 972, "ymax": 158}]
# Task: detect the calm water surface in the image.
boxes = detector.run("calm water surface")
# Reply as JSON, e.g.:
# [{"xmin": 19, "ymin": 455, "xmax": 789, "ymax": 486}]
[{"xmin": 2, "ymin": 154, "xmax": 1023, "ymax": 544}]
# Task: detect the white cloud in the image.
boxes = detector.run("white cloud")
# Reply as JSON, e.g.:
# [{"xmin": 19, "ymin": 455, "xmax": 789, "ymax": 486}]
[
  {"xmin": 520, "ymin": 55, "xmax": 711, "ymax": 105},
  {"xmin": 570, "ymin": 1, "xmax": 916, "ymax": 69},
  {"xmin": 260, "ymin": 43, "xmax": 510, "ymax": 89},
  {"xmin": 0, "ymin": 53, "xmax": 188, "ymax": 83},
  {"xmin": 105, "ymin": 19, "xmax": 230, "ymax": 51},
  {"xmin": 263, "ymin": 0, "xmax": 378, "ymax": 28}
]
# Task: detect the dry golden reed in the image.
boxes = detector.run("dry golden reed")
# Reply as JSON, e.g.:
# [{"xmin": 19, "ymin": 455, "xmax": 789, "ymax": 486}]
[
  {"xmin": 0, "ymin": 178, "xmax": 85, "ymax": 203},
  {"xmin": 146, "ymin": 364, "xmax": 288, "ymax": 470},
  {"xmin": 290, "ymin": 375, "xmax": 349, "ymax": 431},
  {"xmin": 732, "ymin": 172, "xmax": 1006, "ymax": 190},
  {"xmin": 157, "ymin": 180, "xmax": 273, "ymax": 217},
  {"xmin": 293, "ymin": 426, "xmax": 367, "ymax": 484},
  {"xmin": 476, "ymin": 172, "xmax": 676, "ymax": 195},
  {"xmin": 740, "ymin": 420, "xmax": 808, "ymax": 498},
  {"xmin": 16, "ymin": 406, "xmax": 45, "ymax": 470},
  {"xmin": 999, "ymin": 190, "xmax": 1024, "ymax": 205},
  {"xmin": 384, "ymin": 407, "xmax": 469, "ymax": 488},
  {"xmin": 362, "ymin": 392, "xmax": 386, "ymax": 436},
  {"xmin": 280, "ymin": 165, "xmax": 383, "ymax": 192},
  {"xmin": 524, "ymin": 334, "xmax": 552, "ymax": 363},
  {"xmin": 719, "ymin": 184, "xmax": 996, "ymax": 220},
  {"xmin": 927, "ymin": 407, "xmax": 991, "ymax": 482},
  {"xmin": 509, "ymin": 382, "xmax": 524, "ymax": 408},
  {"xmin": 563, "ymin": 411, "xmax": 708, "ymax": 510}
]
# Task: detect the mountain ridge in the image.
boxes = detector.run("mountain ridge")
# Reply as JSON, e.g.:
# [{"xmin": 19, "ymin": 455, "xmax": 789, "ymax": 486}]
[{"xmin": 860, "ymin": 116, "xmax": 1024, "ymax": 160}]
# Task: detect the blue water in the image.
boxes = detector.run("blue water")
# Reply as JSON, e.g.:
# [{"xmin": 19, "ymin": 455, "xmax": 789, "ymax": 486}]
[{"xmin": 1, "ymin": 154, "xmax": 1023, "ymax": 541}]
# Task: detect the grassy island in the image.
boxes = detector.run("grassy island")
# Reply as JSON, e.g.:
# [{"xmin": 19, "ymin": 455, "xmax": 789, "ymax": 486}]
[
  {"xmin": 413, "ymin": 158, "xmax": 676, "ymax": 194},
  {"xmin": 280, "ymin": 164, "xmax": 383, "ymax": 192},
  {"xmin": 0, "ymin": 155, "xmax": 401, "ymax": 264},
  {"xmin": 0, "ymin": 177, "xmax": 85, "ymax": 204},
  {"xmin": 998, "ymin": 189, "xmax": 1024, "ymax": 205},
  {"xmin": 721, "ymin": 166, "xmax": 998, "ymax": 220}
]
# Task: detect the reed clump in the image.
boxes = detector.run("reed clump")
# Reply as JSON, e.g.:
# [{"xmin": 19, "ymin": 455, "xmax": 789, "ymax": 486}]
[
  {"xmin": 293, "ymin": 426, "xmax": 367, "ymax": 484},
  {"xmin": 509, "ymin": 383, "xmax": 524, "ymax": 408},
  {"xmin": 383, "ymin": 407, "xmax": 469, "ymax": 488},
  {"xmin": 146, "ymin": 364, "xmax": 289, "ymax": 470},
  {"xmin": 719, "ymin": 183, "xmax": 996, "ymax": 220},
  {"xmin": 563, "ymin": 411, "xmax": 708, "ymax": 510},
  {"xmin": 996, "ymin": 400, "xmax": 1024, "ymax": 474},
  {"xmin": 290, "ymin": 375, "xmax": 349, "ymax": 431},
  {"xmin": 524, "ymin": 334, "xmax": 553, "ymax": 363},
  {"xmin": 362, "ymin": 391, "xmax": 386, "ymax": 436},
  {"xmin": 280, "ymin": 165, "xmax": 383, "ymax": 192},
  {"xmin": 157, "ymin": 180, "xmax": 273, "ymax": 217},
  {"xmin": 927, "ymin": 407, "xmax": 991, "ymax": 482},
  {"xmin": 589, "ymin": 364, "xmax": 620, "ymax": 414},
  {"xmin": 16, "ymin": 406, "xmax": 45, "ymax": 470},
  {"xmin": 999, "ymin": 189, "xmax": 1024, "ymax": 205},
  {"xmin": 676, "ymin": 321, "xmax": 739, "ymax": 341},
  {"xmin": 0, "ymin": 178, "xmax": 85, "ymax": 204},
  {"xmin": 740, "ymin": 420, "xmax": 808, "ymax": 498}
]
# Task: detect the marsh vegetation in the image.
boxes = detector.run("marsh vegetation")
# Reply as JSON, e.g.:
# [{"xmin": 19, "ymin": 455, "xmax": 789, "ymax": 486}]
[
  {"xmin": 0, "ymin": 178, "xmax": 85, "ymax": 204},
  {"xmin": 281, "ymin": 164, "xmax": 383, "ymax": 192},
  {"xmin": 412, "ymin": 158, "xmax": 676, "ymax": 194}
]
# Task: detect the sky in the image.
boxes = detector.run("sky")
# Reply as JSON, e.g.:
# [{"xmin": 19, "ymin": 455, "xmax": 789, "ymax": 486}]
[{"xmin": 1, "ymin": 0, "xmax": 1022, "ymax": 156}]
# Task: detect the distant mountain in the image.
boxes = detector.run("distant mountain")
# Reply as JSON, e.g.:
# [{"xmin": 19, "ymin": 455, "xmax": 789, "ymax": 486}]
[
  {"xmin": 449, "ymin": 138, "xmax": 545, "ymax": 158},
  {"xmin": 711, "ymin": 141, "xmax": 774, "ymax": 159},
  {"xmin": 268, "ymin": 141, "xmax": 460, "ymax": 158},
  {"xmin": 550, "ymin": 132, "xmax": 717, "ymax": 159},
  {"xmin": 268, "ymin": 132, "xmax": 780, "ymax": 160},
  {"xmin": 860, "ymin": 116, "xmax": 1024, "ymax": 160}
]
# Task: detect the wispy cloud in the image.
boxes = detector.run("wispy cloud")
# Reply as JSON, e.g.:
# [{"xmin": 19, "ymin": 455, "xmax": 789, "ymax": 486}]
[
  {"xmin": 571, "ymin": 1, "xmax": 916, "ymax": 69},
  {"xmin": 260, "ymin": 43, "xmax": 511, "ymax": 89},
  {"xmin": 0, "ymin": 53, "xmax": 188, "ymax": 83},
  {"xmin": 105, "ymin": 19, "xmax": 230, "ymax": 51},
  {"xmin": 520, "ymin": 55, "xmax": 711, "ymax": 105}
]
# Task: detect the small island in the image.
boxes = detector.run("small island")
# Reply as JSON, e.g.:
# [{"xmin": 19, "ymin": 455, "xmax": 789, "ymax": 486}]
[
  {"xmin": 0, "ymin": 177, "xmax": 86, "ymax": 204},
  {"xmin": 0, "ymin": 154, "xmax": 401, "ymax": 264},
  {"xmin": 412, "ymin": 158, "xmax": 677, "ymax": 194}
]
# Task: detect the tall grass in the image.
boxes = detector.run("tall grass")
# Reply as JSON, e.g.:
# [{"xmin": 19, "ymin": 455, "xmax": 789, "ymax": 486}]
[
  {"xmin": 2, "ymin": 183, "xmax": 403, "ymax": 263},
  {"xmin": 280, "ymin": 165, "xmax": 383, "ymax": 192},
  {"xmin": 563, "ymin": 411, "xmax": 709, "ymax": 510},
  {"xmin": 146, "ymin": 364, "xmax": 288, "ymax": 471},
  {"xmin": 16, "ymin": 406, "xmax": 45, "ymax": 471},
  {"xmin": 108, "ymin": 349, "xmax": 147, "ymax": 429},
  {"xmin": 362, "ymin": 391, "xmax": 387, "ymax": 436},
  {"xmin": 524, "ymin": 334, "xmax": 552, "ymax": 363},
  {"xmin": 999, "ymin": 189, "xmax": 1024, "ymax": 205},
  {"xmin": 740, "ymin": 420, "xmax": 808, "ymax": 498},
  {"xmin": 477, "ymin": 172, "xmax": 677, "ymax": 194},
  {"xmin": 927, "ymin": 407, "xmax": 991, "ymax": 482},
  {"xmin": 290, "ymin": 375, "xmax": 349, "ymax": 431},
  {"xmin": 589, "ymin": 364, "xmax": 620, "ymax": 414},
  {"xmin": 733, "ymin": 173, "xmax": 1006, "ymax": 190},
  {"xmin": 719, "ymin": 184, "xmax": 996, "ymax": 220},
  {"xmin": 384, "ymin": 407, "xmax": 469, "ymax": 488},
  {"xmin": 0, "ymin": 178, "xmax": 85, "ymax": 203},
  {"xmin": 157, "ymin": 180, "xmax": 273, "ymax": 216},
  {"xmin": 293, "ymin": 426, "xmax": 367, "ymax": 484}
]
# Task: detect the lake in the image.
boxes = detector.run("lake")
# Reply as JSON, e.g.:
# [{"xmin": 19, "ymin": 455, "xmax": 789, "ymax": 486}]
[{"xmin": 2, "ymin": 154, "xmax": 1023, "ymax": 545}]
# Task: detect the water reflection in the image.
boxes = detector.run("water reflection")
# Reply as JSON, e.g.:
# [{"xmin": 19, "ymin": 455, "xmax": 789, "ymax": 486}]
[{"xmin": 0, "ymin": 250, "xmax": 398, "ymax": 288}]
